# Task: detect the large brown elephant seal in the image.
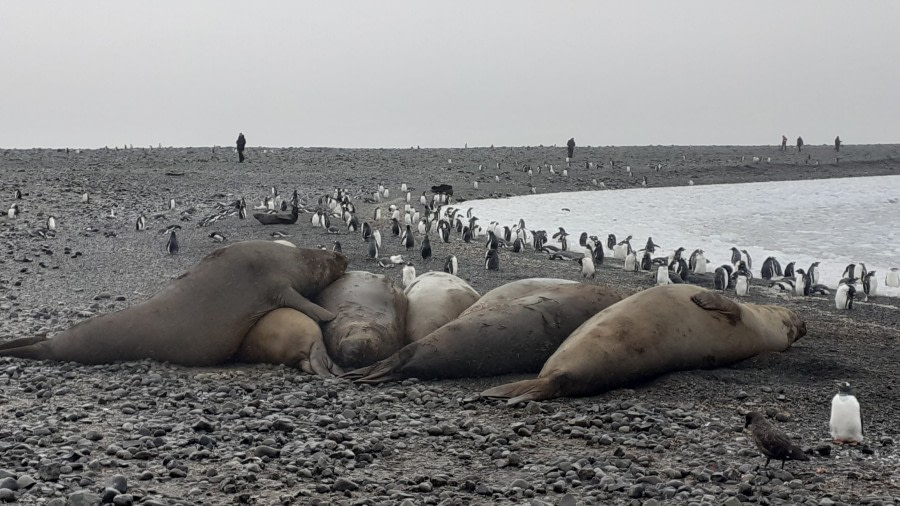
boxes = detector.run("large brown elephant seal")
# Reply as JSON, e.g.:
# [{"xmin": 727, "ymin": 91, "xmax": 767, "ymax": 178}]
[
  {"xmin": 404, "ymin": 271, "xmax": 480, "ymax": 343},
  {"xmin": 460, "ymin": 278, "xmax": 577, "ymax": 316},
  {"xmin": 236, "ymin": 308, "xmax": 342, "ymax": 377},
  {"xmin": 482, "ymin": 285, "xmax": 807, "ymax": 404},
  {"xmin": 0, "ymin": 242, "xmax": 348, "ymax": 366},
  {"xmin": 315, "ymin": 271, "xmax": 408, "ymax": 369},
  {"xmin": 344, "ymin": 283, "xmax": 626, "ymax": 383}
]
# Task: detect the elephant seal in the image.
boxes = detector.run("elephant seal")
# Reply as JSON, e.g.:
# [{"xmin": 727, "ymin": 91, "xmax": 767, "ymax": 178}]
[
  {"xmin": 315, "ymin": 271, "xmax": 408, "ymax": 369},
  {"xmin": 460, "ymin": 278, "xmax": 578, "ymax": 316},
  {"xmin": 344, "ymin": 283, "xmax": 626, "ymax": 383},
  {"xmin": 482, "ymin": 285, "xmax": 806, "ymax": 404},
  {"xmin": 403, "ymin": 271, "xmax": 480, "ymax": 343},
  {"xmin": 0, "ymin": 242, "xmax": 348, "ymax": 366},
  {"xmin": 235, "ymin": 308, "xmax": 342, "ymax": 377}
]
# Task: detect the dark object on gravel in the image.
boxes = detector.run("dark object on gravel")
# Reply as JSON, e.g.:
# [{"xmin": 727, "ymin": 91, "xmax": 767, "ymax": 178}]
[
  {"xmin": 745, "ymin": 411, "xmax": 810, "ymax": 469},
  {"xmin": 253, "ymin": 205, "xmax": 299, "ymax": 225},
  {"xmin": 431, "ymin": 184, "xmax": 453, "ymax": 195}
]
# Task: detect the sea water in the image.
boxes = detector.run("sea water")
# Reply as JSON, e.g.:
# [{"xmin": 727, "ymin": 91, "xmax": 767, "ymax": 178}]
[{"xmin": 466, "ymin": 175, "xmax": 900, "ymax": 298}]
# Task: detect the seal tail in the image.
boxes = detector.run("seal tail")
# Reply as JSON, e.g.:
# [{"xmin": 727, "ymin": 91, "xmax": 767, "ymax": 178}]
[
  {"xmin": 345, "ymin": 354, "xmax": 405, "ymax": 384},
  {"xmin": 481, "ymin": 377, "xmax": 557, "ymax": 406},
  {"xmin": 0, "ymin": 336, "xmax": 50, "ymax": 352},
  {"xmin": 0, "ymin": 336, "xmax": 52, "ymax": 360}
]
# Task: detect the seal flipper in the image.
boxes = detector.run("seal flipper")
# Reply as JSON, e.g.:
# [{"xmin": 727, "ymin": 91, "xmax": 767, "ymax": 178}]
[
  {"xmin": 0, "ymin": 336, "xmax": 49, "ymax": 352},
  {"xmin": 308, "ymin": 340, "xmax": 343, "ymax": 377},
  {"xmin": 481, "ymin": 377, "xmax": 557, "ymax": 406},
  {"xmin": 348, "ymin": 354, "xmax": 405, "ymax": 384},
  {"xmin": 281, "ymin": 289, "xmax": 336, "ymax": 322},
  {"xmin": 690, "ymin": 291, "xmax": 742, "ymax": 325}
]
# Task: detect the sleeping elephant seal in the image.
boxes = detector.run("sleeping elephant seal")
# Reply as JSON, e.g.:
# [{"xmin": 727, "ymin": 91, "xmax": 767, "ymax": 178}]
[
  {"xmin": 404, "ymin": 271, "xmax": 480, "ymax": 343},
  {"xmin": 0, "ymin": 242, "xmax": 348, "ymax": 366},
  {"xmin": 482, "ymin": 285, "xmax": 807, "ymax": 404},
  {"xmin": 315, "ymin": 271, "xmax": 408, "ymax": 369},
  {"xmin": 344, "ymin": 283, "xmax": 626, "ymax": 383},
  {"xmin": 236, "ymin": 308, "xmax": 342, "ymax": 377},
  {"xmin": 460, "ymin": 278, "xmax": 577, "ymax": 316}
]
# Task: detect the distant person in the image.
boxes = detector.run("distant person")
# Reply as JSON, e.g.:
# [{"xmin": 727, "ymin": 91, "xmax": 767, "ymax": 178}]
[
  {"xmin": 236, "ymin": 133, "xmax": 247, "ymax": 163},
  {"xmin": 566, "ymin": 138, "xmax": 576, "ymax": 159},
  {"xmin": 796, "ymin": 136, "xmax": 804, "ymax": 152},
  {"xmin": 781, "ymin": 135, "xmax": 787, "ymax": 152},
  {"xmin": 834, "ymin": 136, "xmax": 841, "ymax": 152}
]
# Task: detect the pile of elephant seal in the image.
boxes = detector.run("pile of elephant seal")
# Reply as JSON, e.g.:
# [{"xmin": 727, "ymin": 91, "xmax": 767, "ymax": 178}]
[{"xmin": 0, "ymin": 240, "xmax": 808, "ymax": 403}]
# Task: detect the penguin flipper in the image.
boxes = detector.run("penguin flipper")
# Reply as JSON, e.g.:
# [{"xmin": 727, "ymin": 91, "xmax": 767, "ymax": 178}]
[
  {"xmin": 481, "ymin": 377, "xmax": 556, "ymax": 406},
  {"xmin": 691, "ymin": 292, "xmax": 742, "ymax": 325}
]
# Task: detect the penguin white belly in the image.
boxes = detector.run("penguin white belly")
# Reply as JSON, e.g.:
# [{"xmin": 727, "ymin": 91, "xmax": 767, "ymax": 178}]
[
  {"xmin": 693, "ymin": 255, "xmax": 707, "ymax": 274},
  {"xmin": 829, "ymin": 395, "xmax": 863, "ymax": 442},
  {"xmin": 613, "ymin": 244, "xmax": 627, "ymax": 259},
  {"xmin": 656, "ymin": 266, "xmax": 670, "ymax": 286},
  {"xmin": 735, "ymin": 276, "xmax": 749, "ymax": 296},
  {"xmin": 886, "ymin": 270, "xmax": 900, "ymax": 288}
]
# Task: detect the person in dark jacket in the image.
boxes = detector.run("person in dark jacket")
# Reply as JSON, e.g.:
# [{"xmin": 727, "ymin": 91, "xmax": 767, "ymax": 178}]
[
  {"xmin": 796, "ymin": 136, "xmax": 804, "ymax": 152},
  {"xmin": 236, "ymin": 133, "xmax": 247, "ymax": 162},
  {"xmin": 566, "ymin": 138, "xmax": 575, "ymax": 159},
  {"xmin": 781, "ymin": 135, "xmax": 787, "ymax": 152},
  {"xmin": 834, "ymin": 136, "xmax": 841, "ymax": 152}
]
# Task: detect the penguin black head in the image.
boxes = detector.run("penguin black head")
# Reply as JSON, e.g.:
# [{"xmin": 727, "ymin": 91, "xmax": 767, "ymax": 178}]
[{"xmin": 838, "ymin": 382, "xmax": 853, "ymax": 395}]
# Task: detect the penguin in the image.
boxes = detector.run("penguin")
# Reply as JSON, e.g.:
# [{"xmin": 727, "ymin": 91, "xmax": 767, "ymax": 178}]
[
  {"xmin": 830, "ymin": 382, "xmax": 864, "ymax": 445},
  {"xmin": 579, "ymin": 232, "xmax": 589, "ymax": 248},
  {"xmin": 135, "ymin": 214, "xmax": 147, "ymax": 231},
  {"xmin": 372, "ymin": 229, "xmax": 382, "ymax": 248},
  {"xmin": 761, "ymin": 257, "xmax": 777, "ymax": 280},
  {"xmin": 461, "ymin": 226, "xmax": 472, "ymax": 243},
  {"xmin": 46, "ymin": 216, "xmax": 57, "ymax": 231},
  {"xmin": 7, "ymin": 203, "xmax": 19, "ymax": 219},
  {"xmin": 734, "ymin": 266, "xmax": 751, "ymax": 296},
  {"xmin": 741, "ymin": 249, "xmax": 752, "ymax": 270},
  {"xmin": 512, "ymin": 238, "xmax": 524, "ymax": 253},
  {"xmin": 166, "ymin": 230, "xmax": 179, "ymax": 255},
  {"xmin": 403, "ymin": 225, "xmax": 415, "ymax": 250},
  {"xmin": 808, "ymin": 284, "xmax": 830, "ymax": 295},
  {"xmin": 238, "ymin": 203, "xmax": 248, "ymax": 220},
  {"xmin": 332, "ymin": 241, "xmax": 342, "ymax": 253},
  {"xmin": 14, "ymin": 189, "xmax": 22, "ymax": 199},
  {"xmin": 443, "ymin": 255, "xmax": 458, "ymax": 275},
  {"xmin": 689, "ymin": 249, "xmax": 707, "ymax": 274},
  {"xmin": 640, "ymin": 250, "xmax": 652, "ymax": 271},
  {"xmin": 347, "ymin": 215, "xmax": 360, "ymax": 232},
  {"xmin": 485, "ymin": 249, "xmax": 500, "ymax": 271},
  {"xmin": 486, "ymin": 231, "xmax": 500, "ymax": 251},
  {"xmin": 592, "ymin": 242, "xmax": 605, "ymax": 265},
  {"xmin": 82, "ymin": 192, "xmax": 90, "ymax": 204},
  {"xmin": 714, "ymin": 266, "xmax": 728, "ymax": 292},
  {"xmin": 842, "ymin": 263, "xmax": 856, "ymax": 280},
  {"xmin": 367, "ymin": 236, "xmax": 379, "ymax": 259},
  {"xmin": 794, "ymin": 268, "xmax": 810, "ymax": 296},
  {"xmin": 169, "ymin": 198, "xmax": 176, "ymax": 211},
  {"xmin": 389, "ymin": 218, "xmax": 400, "ymax": 237},
  {"xmin": 745, "ymin": 412, "xmax": 810, "ymax": 470},
  {"xmin": 208, "ymin": 232, "xmax": 226, "ymax": 243},
  {"xmin": 645, "ymin": 237, "xmax": 660, "ymax": 254},
  {"xmin": 402, "ymin": 263, "xmax": 416, "ymax": 288},
  {"xmin": 834, "ymin": 283, "xmax": 855, "ymax": 310},
  {"xmin": 886, "ymin": 267, "xmax": 900, "ymax": 288},
  {"xmin": 253, "ymin": 205, "xmax": 299, "ymax": 226},
  {"xmin": 607, "ymin": 234, "xmax": 616, "ymax": 251},
  {"xmin": 862, "ymin": 271, "xmax": 877, "ymax": 300},
  {"xmin": 421, "ymin": 235, "xmax": 432, "ymax": 262},
  {"xmin": 373, "ymin": 207, "xmax": 383, "ymax": 221},
  {"xmin": 624, "ymin": 251, "xmax": 638, "ymax": 272},
  {"xmin": 439, "ymin": 222, "xmax": 451, "ymax": 243},
  {"xmin": 858, "ymin": 263, "xmax": 868, "ymax": 286},
  {"xmin": 656, "ymin": 265, "xmax": 671, "ymax": 286},
  {"xmin": 579, "ymin": 256, "xmax": 595, "ymax": 279},
  {"xmin": 783, "ymin": 262, "xmax": 796, "ymax": 279},
  {"xmin": 807, "ymin": 261, "xmax": 820, "ymax": 285},
  {"xmin": 730, "ymin": 247, "xmax": 742, "ymax": 268}
]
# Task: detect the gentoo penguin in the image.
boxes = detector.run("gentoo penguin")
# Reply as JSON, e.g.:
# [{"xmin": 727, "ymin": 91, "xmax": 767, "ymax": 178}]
[
  {"xmin": 512, "ymin": 238, "xmax": 524, "ymax": 253},
  {"xmin": 689, "ymin": 249, "xmax": 707, "ymax": 274},
  {"xmin": 401, "ymin": 225, "xmax": 415, "ymax": 250},
  {"xmin": 830, "ymin": 382, "xmax": 864, "ymax": 445},
  {"xmin": 7, "ymin": 204, "xmax": 19, "ymax": 219},
  {"xmin": 645, "ymin": 237, "xmax": 660, "ymax": 253},
  {"xmin": 794, "ymin": 268, "xmax": 810, "ymax": 296},
  {"xmin": 640, "ymin": 251, "xmax": 652, "ymax": 271},
  {"xmin": 401, "ymin": 263, "xmax": 416, "ymax": 288},
  {"xmin": 834, "ymin": 283, "xmax": 855, "ymax": 310},
  {"xmin": 14, "ymin": 189, "xmax": 22, "ymax": 199},
  {"xmin": 730, "ymin": 247, "xmax": 742, "ymax": 267},
  {"xmin": 882, "ymin": 267, "xmax": 900, "ymax": 287},
  {"xmin": 807, "ymin": 262, "xmax": 820, "ymax": 285},
  {"xmin": 862, "ymin": 271, "xmax": 877, "ymax": 300},
  {"xmin": 714, "ymin": 266, "xmax": 729, "ymax": 292},
  {"xmin": 135, "ymin": 214, "xmax": 147, "ymax": 231},
  {"xmin": 238, "ymin": 202, "xmax": 248, "ymax": 220},
  {"xmin": 82, "ymin": 192, "xmax": 90, "ymax": 204},
  {"xmin": 607, "ymin": 234, "xmax": 617, "ymax": 251},
  {"xmin": 46, "ymin": 215, "xmax": 57, "ymax": 231},
  {"xmin": 761, "ymin": 257, "xmax": 778, "ymax": 280},
  {"xmin": 420, "ymin": 235, "xmax": 432, "ymax": 262},
  {"xmin": 486, "ymin": 231, "xmax": 500, "ymax": 251},
  {"xmin": 783, "ymin": 262, "xmax": 796, "ymax": 279},
  {"xmin": 372, "ymin": 229, "xmax": 382, "ymax": 248},
  {"xmin": 208, "ymin": 232, "xmax": 226, "ymax": 243},
  {"xmin": 169, "ymin": 198, "xmax": 176, "ymax": 211},
  {"xmin": 485, "ymin": 249, "xmax": 500, "ymax": 271},
  {"xmin": 332, "ymin": 241, "xmax": 342, "ymax": 253},
  {"xmin": 741, "ymin": 249, "xmax": 753, "ymax": 270},
  {"xmin": 592, "ymin": 241, "xmax": 605, "ymax": 265},
  {"xmin": 624, "ymin": 251, "xmax": 638, "ymax": 272},
  {"xmin": 579, "ymin": 256, "xmax": 595, "ymax": 279},
  {"xmin": 656, "ymin": 265, "xmax": 671, "ymax": 286},
  {"xmin": 367, "ymin": 236, "xmax": 379, "ymax": 259},
  {"xmin": 734, "ymin": 266, "xmax": 751, "ymax": 297},
  {"xmin": 745, "ymin": 412, "xmax": 809, "ymax": 470},
  {"xmin": 166, "ymin": 230, "xmax": 179, "ymax": 255},
  {"xmin": 443, "ymin": 255, "xmax": 458, "ymax": 275},
  {"xmin": 842, "ymin": 263, "xmax": 856, "ymax": 280},
  {"xmin": 579, "ymin": 232, "xmax": 589, "ymax": 248}
]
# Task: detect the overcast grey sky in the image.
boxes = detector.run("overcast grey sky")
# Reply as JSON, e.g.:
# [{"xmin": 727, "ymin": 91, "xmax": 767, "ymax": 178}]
[{"xmin": 2, "ymin": 1, "xmax": 898, "ymax": 148}]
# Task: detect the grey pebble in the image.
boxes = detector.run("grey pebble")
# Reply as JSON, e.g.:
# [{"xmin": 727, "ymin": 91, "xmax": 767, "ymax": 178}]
[
  {"xmin": 332, "ymin": 477, "xmax": 359, "ymax": 492},
  {"xmin": 67, "ymin": 490, "xmax": 101, "ymax": 506}
]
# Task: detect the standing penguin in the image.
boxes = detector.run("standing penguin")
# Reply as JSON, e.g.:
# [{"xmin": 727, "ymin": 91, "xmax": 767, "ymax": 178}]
[
  {"xmin": 485, "ymin": 249, "xmax": 500, "ymax": 271},
  {"xmin": 443, "ymin": 255, "xmax": 458, "ymax": 275},
  {"xmin": 640, "ymin": 250, "xmax": 652, "ymax": 271},
  {"xmin": 579, "ymin": 256, "xmax": 595, "ymax": 279},
  {"xmin": 367, "ymin": 236, "xmax": 379, "ymax": 259},
  {"xmin": 135, "ymin": 213, "xmax": 147, "ymax": 231},
  {"xmin": 807, "ymin": 261, "xmax": 820, "ymax": 285},
  {"xmin": 862, "ymin": 271, "xmax": 877, "ymax": 300},
  {"xmin": 645, "ymin": 237, "xmax": 660, "ymax": 253},
  {"xmin": 607, "ymin": 234, "xmax": 616, "ymax": 251},
  {"xmin": 656, "ymin": 265, "xmax": 671, "ymax": 286},
  {"xmin": 783, "ymin": 262, "xmax": 796, "ymax": 279},
  {"xmin": 421, "ymin": 235, "xmax": 432, "ymax": 262},
  {"xmin": 7, "ymin": 203, "xmax": 19, "ymax": 219},
  {"xmin": 690, "ymin": 249, "xmax": 707, "ymax": 275},
  {"xmin": 830, "ymin": 382, "xmax": 863, "ymax": 445},
  {"xmin": 46, "ymin": 215, "xmax": 57, "ymax": 231},
  {"xmin": 624, "ymin": 251, "xmax": 638, "ymax": 272},
  {"xmin": 794, "ymin": 268, "xmax": 810, "ymax": 296},
  {"xmin": 886, "ymin": 267, "xmax": 900, "ymax": 288},
  {"xmin": 166, "ymin": 230, "xmax": 179, "ymax": 255},
  {"xmin": 402, "ymin": 263, "xmax": 417, "ymax": 288},
  {"xmin": 592, "ymin": 241, "xmax": 605, "ymax": 265},
  {"xmin": 835, "ymin": 283, "xmax": 856, "ymax": 310},
  {"xmin": 403, "ymin": 225, "xmax": 415, "ymax": 250},
  {"xmin": 741, "ymin": 250, "xmax": 752, "ymax": 271},
  {"xmin": 714, "ymin": 266, "xmax": 729, "ymax": 292},
  {"xmin": 730, "ymin": 247, "xmax": 742, "ymax": 268},
  {"xmin": 761, "ymin": 257, "xmax": 777, "ymax": 280},
  {"xmin": 734, "ymin": 266, "xmax": 751, "ymax": 297}
]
